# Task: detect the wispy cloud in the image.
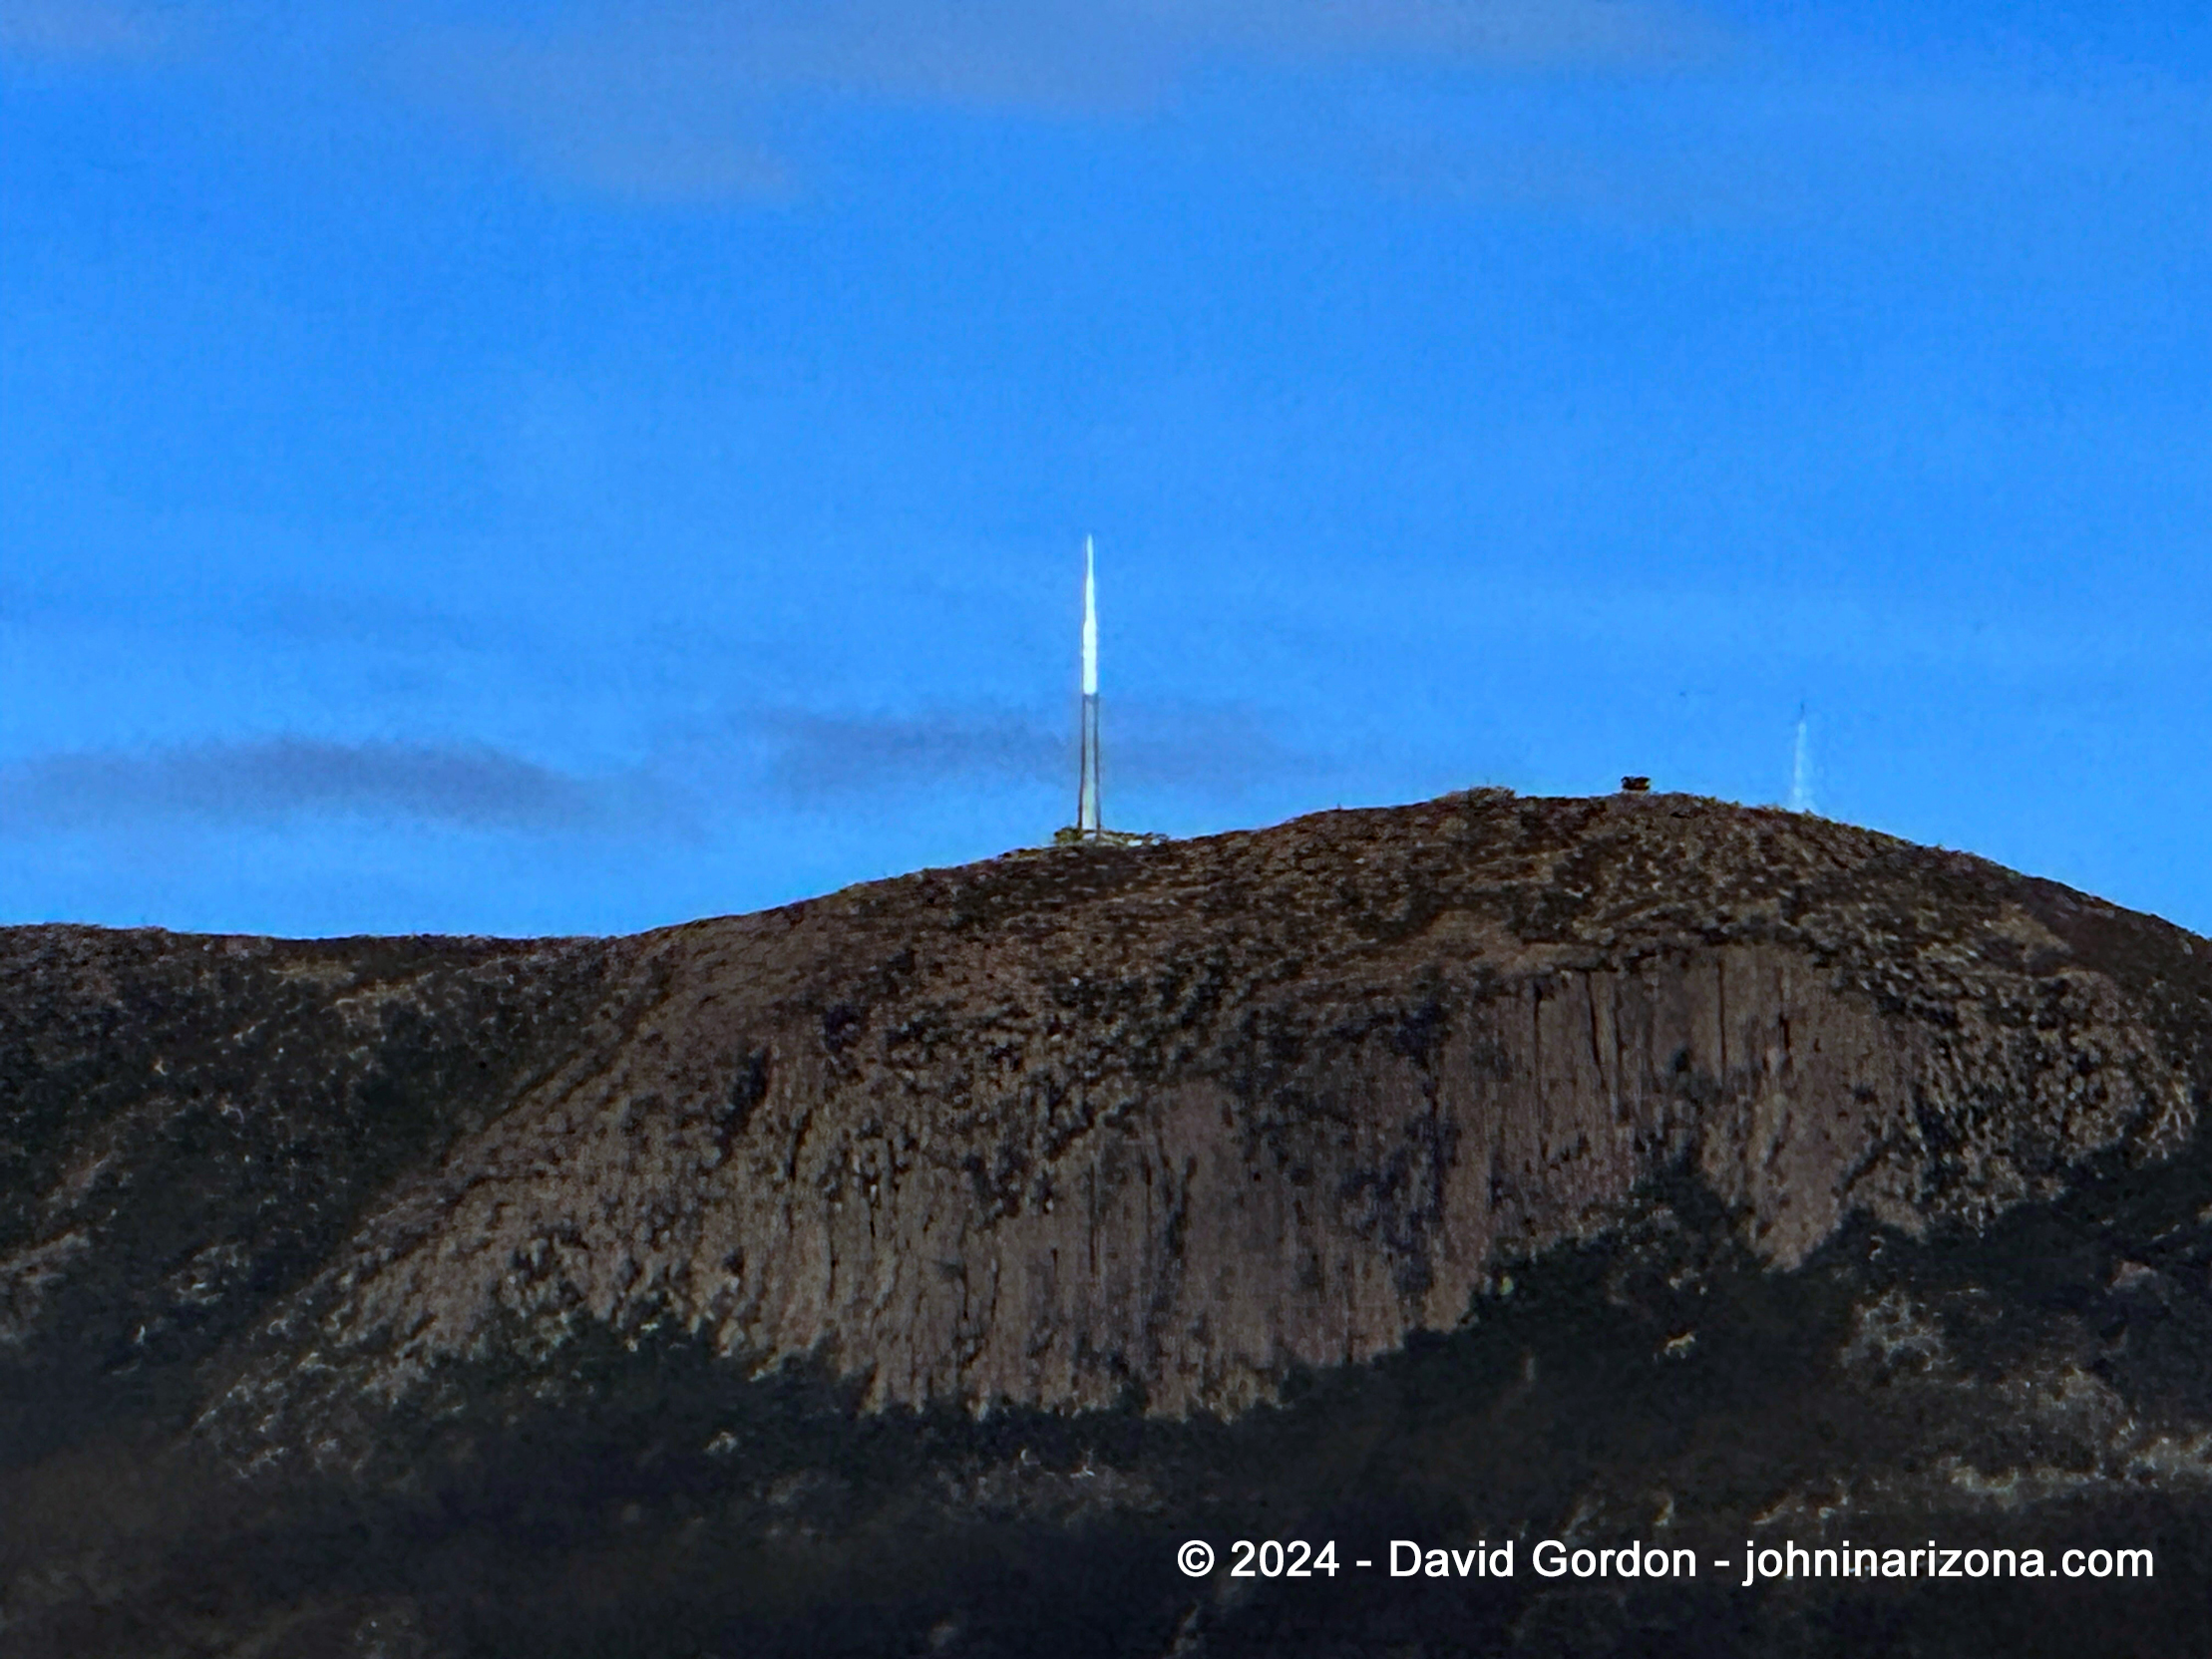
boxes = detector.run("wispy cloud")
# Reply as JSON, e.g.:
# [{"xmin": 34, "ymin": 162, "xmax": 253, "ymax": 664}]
[
  {"xmin": 404, "ymin": 28, "xmax": 793, "ymax": 205},
  {"xmin": 751, "ymin": 700, "xmax": 1330, "ymax": 806},
  {"xmin": 1221, "ymin": 0, "xmax": 1721, "ymax": 68},
  {"xmin": 1362, "ymin": 73, "xmax": 2212, "ymax": 233},
  {"xmin": 0, "ymin": 0, "xmax": 171, "ymax": 62},
  {"xmin": 394, "ymin": 0, "xmax": 1724, "ymax": 201},
  {"xmin": 0, "ymin": 738, "xmax": 658, "ymax": 833}
]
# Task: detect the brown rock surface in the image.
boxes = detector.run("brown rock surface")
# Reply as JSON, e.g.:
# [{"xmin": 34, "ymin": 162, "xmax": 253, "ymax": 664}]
[
  {"xmin": 284, "ymin": 788, "xmax": 2198, "ymax": 1420},
  {"xmin": 7, "ymin": 789, "xmax": 2212, "ymax": 1658}
]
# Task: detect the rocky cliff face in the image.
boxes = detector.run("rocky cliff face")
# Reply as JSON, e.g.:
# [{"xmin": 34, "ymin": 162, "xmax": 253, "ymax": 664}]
[{"xmin": 6, "ymin": 791, "xmax": 2212, "ymax": 1658}]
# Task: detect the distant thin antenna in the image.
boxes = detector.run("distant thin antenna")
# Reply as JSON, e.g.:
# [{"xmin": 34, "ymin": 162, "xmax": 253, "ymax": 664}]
[{"xmin": 1790, "ymin": 704, "xmax": 1814, "ymax": 814}]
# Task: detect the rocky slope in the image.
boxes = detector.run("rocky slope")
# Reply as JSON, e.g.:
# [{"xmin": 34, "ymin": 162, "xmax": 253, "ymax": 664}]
[{"xmin": 5, "ymin": 790, "xmax": 2212, "ymax": 1657}]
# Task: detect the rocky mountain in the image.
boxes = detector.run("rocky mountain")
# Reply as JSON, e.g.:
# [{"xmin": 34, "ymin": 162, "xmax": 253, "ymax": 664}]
[{"xmin": 6, "ymin": 789, "xmax": 2212, "ymax": 1656}]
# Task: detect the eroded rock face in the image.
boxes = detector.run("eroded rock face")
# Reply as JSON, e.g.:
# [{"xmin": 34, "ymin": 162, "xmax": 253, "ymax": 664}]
[
  {"xmin": 6, "ymin": 791, "xmax": 2212, "ymax": 1658},
  {"xmin": 203, "ymin": 790, "xmax": 2199, "ymax": 1434}
]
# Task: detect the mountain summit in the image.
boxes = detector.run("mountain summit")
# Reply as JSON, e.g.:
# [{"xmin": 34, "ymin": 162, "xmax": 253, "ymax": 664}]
[{"xmin": 7, "ymin": 791, "xmax": 2211, "ymax": 1656}]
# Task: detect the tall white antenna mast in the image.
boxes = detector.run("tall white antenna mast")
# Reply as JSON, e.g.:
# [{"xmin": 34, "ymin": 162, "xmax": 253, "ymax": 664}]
[
  {"xmin": 1077, "ymin": 535, "xmax": 1101, "ymax": 832},
  {"xmin": 1053, "ymin": 535, "xmax": 1162, "ymax": 848}
]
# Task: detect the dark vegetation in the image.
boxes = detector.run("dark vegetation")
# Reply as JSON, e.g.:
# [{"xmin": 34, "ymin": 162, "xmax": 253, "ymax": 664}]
[
  {"xmin": 6, "ymin": 792, "xmax": 2212, "ymax": 1655},
  {"xmin": 12, "ymin": 1147, "xmax": 2212, "ymax": 1656}
]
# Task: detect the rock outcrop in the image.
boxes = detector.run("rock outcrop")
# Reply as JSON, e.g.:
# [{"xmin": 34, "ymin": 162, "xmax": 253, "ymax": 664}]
[{"xmin": 6, "ymin": 790, "xmax": 2212, "ymax": 1658}]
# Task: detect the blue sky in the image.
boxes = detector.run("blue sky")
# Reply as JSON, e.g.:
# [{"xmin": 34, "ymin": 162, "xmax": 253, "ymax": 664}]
[{"xmin": 3, "ymin": 0, "xmax": 2208, "ymax": 937}]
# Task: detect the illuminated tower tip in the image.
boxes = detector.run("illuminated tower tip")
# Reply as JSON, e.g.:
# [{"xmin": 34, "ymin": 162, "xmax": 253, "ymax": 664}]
[{"xmin": 1082, "ymin": 535, "xmax": 1097, "ymax": 698}]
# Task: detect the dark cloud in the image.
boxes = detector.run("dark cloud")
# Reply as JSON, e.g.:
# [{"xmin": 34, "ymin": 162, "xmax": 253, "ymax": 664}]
[
  {"xmin": 0, "ymin": 711, "xmax": 1326, "ymax": 835},
  {"xmin": 754, "ymin": 702, "xmax": 1327, "ymax": 805},
  {"xmin": 757, "ymin": 710, "xmax": 1063, "ymax": 798},
  {"xmin": 0, "ymin": 738, "xmax": 632, "ymax": 832},
  {"xmin": 1108, "ymin": 701, "xmax": 1330, "ymax": 794}
]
